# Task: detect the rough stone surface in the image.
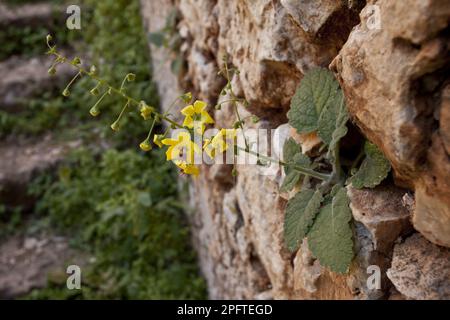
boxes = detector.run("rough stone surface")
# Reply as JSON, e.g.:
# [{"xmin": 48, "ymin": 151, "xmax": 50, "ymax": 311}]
[
  {"xmin": 0, "ymin": 135, "xmax": 81, "ymax": 209},
  {"xmin": 0, "ymin": 2, "xmax": 62, "ymax": 28},
  {"xmin": 387, "ymin": 233, "xmax": 450, "ymax": 300},
  {"xmin": 348, "ymin": 185, "xmax": 412, "ymax": 253},
  {"xmin": 0, "ymin": 55, "xmax": 75, "ymax": 113},
  {"xmin": 141, "ymin": 0, "xmax": 450, "ymax": 299},
  {"xmin": 332, "ymin": 0, "xmax": 450, "ymax": 247},
  {"xmin": 0, "ymin": 232, "xmax": 87, "ymax": 299}
]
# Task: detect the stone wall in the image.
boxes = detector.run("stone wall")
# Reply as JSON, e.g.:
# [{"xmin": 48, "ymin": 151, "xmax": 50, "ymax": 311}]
[{"xmin": 140, "ymin": 0, "xmax": 450, "ymax": 299}]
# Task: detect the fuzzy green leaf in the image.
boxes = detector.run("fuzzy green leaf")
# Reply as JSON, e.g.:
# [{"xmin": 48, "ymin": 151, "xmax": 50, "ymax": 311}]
[
  {"xmin": 148, "ymin": 32, "xmax": 165, "ymax": 47},
  {"xmin": 308, "ymin": 187, "xmax": 354, "ymax": 273},
  {"xmin": 288, "ymin": 68, "xmax": 340, "ymax": 134},
  {"xmin": 318, "ymin": 90, "xmax": 349, "ymax": 148},
  {"xmin": 280, "ymin": 138, "xmax": 311, "ymax": 192},
  {"xmin": 280, "ymin": 171, "xmax": 300, "ymax": 192},
  {"xmin": 350, "ymin": 142, "xmax": 391, "ymax": 189},
  {"xmin": 284, "ymin": 189, "xmax": 323, "ymax": 252},
  {"xmin": 282, "ymin": 138, "xmax": 300, "ymax": 173}
]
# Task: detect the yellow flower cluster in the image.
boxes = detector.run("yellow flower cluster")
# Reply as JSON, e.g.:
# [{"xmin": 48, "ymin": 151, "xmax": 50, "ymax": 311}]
[{"xmin": 140, "ymin": 99, "xmax": 236, "ymax": 176}]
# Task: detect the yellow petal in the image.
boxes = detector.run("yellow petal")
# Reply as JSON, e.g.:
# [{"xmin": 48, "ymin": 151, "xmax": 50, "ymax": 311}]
[
  {"xmin": 165, "ymin": 146, "xmax": 175, "ymax": 160},
  {"xmin": 181, "ymin": 105, "xmax": 195, "ymax": 116},
  {"xmin": 182, "ymin": 164, "xmax": 200, "ymax": 176},
  {"xmin": 161, "ymin": 138, "xmax": 177, "ymax": 146},
  {"xmin": 193, "ymin": 100, "xmax": 207, "ymax": 113},
  {"xmin": 182, "ymin": 115, "xmax": 194, "ymax": 128},
  {"xmin": 153, "ymin": 134, "xmax": 163, "ymax": 148},
  {"xmin": 200, "ymin": 110, "xmax": 214, "ymax": 124}
]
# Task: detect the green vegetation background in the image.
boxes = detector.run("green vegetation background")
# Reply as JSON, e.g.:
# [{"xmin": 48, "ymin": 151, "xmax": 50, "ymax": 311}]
[{"xmin": 0, "ymin": 0, "xmax": 206, "ymax": 299}]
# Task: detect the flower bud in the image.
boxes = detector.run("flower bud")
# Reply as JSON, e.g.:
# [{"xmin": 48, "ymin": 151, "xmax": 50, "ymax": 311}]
[
  {"xmin": 139, "ymin": 101, "xmax": 154, "ymax": 120},
  {"xmin": 181, "ymin": 92, "xmax": 192, "ymax": 104},
  {"xmin": 89, "ymin": 106, "xmax": 100, "ymax": 117},
  {"xmin": 62, "ymin": 88, "xmax": 70, "ymax": 97},
  {"xmin": 110, "ymin": 120, "xmax": 120, "ymax": 131},
  {"xmin": 139, "ymin": 139, "xmax": 152, "ymax": 152},
  {"xmin": 90, "ymin": 65, "xmax": 97, "ymax": 75},
  {"xmin": 71, "ymin": 57, "xmax": 81, "ymax": 65},
  {"xmin": 153, "ymin": 134, "xmax": 164, "ymax": 148},
  {"xmin": 126, "ymin": 73, "xmax": 136, "ymax": 82},
  {"xmin": 251, "ymin": 115, "xmax": 260, "ymax": 123}
]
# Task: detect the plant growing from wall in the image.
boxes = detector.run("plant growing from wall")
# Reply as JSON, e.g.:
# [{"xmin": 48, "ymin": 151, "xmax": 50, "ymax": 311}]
[
  {"xmin": 148, "ymin": 8, "xmax": 184, "ymax": 75},
  {"xmin": 45, "ymin": 35, "xmax": 391, "ymax": 275},
  {"xmin": 283, "ymin": 68, "xmax": 391, "ymax": 273}
]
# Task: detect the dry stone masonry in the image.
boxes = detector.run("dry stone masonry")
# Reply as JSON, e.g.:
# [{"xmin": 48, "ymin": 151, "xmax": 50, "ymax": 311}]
[{"xmin": 141, "ymin": 0, "xmax": 450, "ymax": 299}]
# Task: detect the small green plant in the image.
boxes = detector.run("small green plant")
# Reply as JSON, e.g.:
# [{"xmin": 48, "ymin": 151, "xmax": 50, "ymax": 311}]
[
  {"xmin": 283, "ymin": 68, "xmax": 391, "ymax": 273},
  {"xmin": 148, "ymin": 8, "xmax": 184, "ymax": 75}
]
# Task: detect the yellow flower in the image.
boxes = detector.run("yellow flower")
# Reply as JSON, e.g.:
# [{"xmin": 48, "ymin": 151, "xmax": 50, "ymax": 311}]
[
  {"xmin": 153, "ymin": 134, "xmax": 164, "ymax": 148},
  {"xmin": 139, "ymin": 101, "xmax": 154, "ymax": 120},
  {"xmin": 181, "ymin": 100, "xmax": 214, "ymax": 134},
  {"xmin": 161, "ymin": 131, "xmax": 201, "ymax": 164},
  {"xmin": 203, "ymin": 129, "xmax": 236, "ymax": 159},
  {"xmin": 175, "ymin": 161, "xmax": 200, "ymax": 176}
]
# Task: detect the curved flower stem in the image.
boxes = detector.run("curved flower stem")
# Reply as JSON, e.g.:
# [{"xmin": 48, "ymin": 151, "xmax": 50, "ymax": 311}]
[
  {"xmin": 48, "ymin": 50, "xmax": 184, "ymax": 130},
  {"xmin": 236, "ymin": 146, "xmax": 331, "ymax": 181},
  {"xmin": 223, "ymin": 62, "xmax": 249, "ymax": 150}
]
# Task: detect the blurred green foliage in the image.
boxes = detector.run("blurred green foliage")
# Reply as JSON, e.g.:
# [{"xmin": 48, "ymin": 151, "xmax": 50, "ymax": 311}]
[
  {"xmin": 0, "ymin": 0, "xmax": 206, "ymax": 299},
  {"xmin": 27, "ymin": 149, "xmax": 206, "ymax": 299}
]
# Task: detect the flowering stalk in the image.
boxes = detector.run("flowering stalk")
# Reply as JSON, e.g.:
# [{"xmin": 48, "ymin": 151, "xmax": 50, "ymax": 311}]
[
  {"xmin": 45, "ymin": 35, "xmax": 331, "ymax": 179},
  {"xmin": 46, "ymin": 37, "xmax": 183, "ymax": 130},
  {"xmin": 236, "ymin": 146, "xmax": 331, "ymax": 181}
]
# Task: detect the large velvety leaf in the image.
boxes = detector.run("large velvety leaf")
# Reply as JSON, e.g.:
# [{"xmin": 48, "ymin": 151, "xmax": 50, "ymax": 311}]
[
  {"xmin": 318, "ymin": 90, "xmax": 349, "ymax": 149},
  {"xmin": 350, "ymin": 142, "xmax": 391, "ymax": 189},
  {"xmin": 282, "ymin": 138, "xmax": 301, "ymax": 174},
  {"xmin": 280, "ymin": 139, "xmax": 311, "ymax": 192},
  {"xmin": 308, "ymin": 187, "xmax": 354, "ymax": 273},
  {"xmin": 280, "ymin": 171, "xmax": 301, "ymax": 192},
  {"xmin": 288, "ymin": 68, "xmax": 340, "ymax": 135},
  {"xmin": 284, "ymin": 189, "xmax": 323, "ymax": 252}
]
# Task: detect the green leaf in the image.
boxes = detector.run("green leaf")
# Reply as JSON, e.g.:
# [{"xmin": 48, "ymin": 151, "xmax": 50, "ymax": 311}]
[
  {"xmin": 350, "ymin": 142, "xmax": 391, "ymax": 189},
  {"xmin": 148, "ymin": 32, "xmax": 165, "ymax": 47},
  {"xmin": 137, "ymin": 192, "xmax": 152, "ymax": 207},
  {"xmin": 308, "ymin": 187, "xmax": 354, "ymax": 273},
  {"xmin": 171, "ymin": 54, "xmax": 184, "ymax": 75},
  {"xmin": 318, "ymin": 90, "xmax": 349, "ymax": 148},
  {"xmin": 280, "ymin": 171, "xmax": 300, "ymax": 192},
  {"xmin": 284, "ymin": 189, "xmax": 323, "ymax": 252},
  {"xmin": 280, "ymin": 139, "xmax": 311, "ymax": 192},
  {"xmin": 287, "ymin": 68, "xmax": 340, "ymax": 135},
  {"xmin": 282, "ymin": 138, "xmax": 300, "ymax": 174}
]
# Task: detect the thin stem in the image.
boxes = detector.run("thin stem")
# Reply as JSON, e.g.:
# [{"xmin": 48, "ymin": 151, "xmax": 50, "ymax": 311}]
[
  {"xmin": 216, "ymin": 98, "xmax": 246, "ymax": 107},
  {"xmin": 223, "ymin": 62, "xmax": 249, "ymax": 150},
  {"xmin": 49, "ymin": 50, "xmax": 183, "ymax": 129},
  {"xmin": 146, "ymin": 117, "xmax": 158, "ymax": 141},
  {"xmin": 236, "ymin": 146, "xmax": 331, "ymax": 181},
  {"xmin": 63, "ymin": 71, "xmax": 82, "ymax": 92}
]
